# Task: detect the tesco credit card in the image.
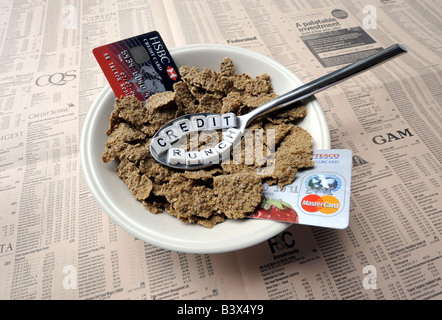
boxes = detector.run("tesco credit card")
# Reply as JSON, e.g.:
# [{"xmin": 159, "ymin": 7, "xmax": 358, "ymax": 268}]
[
  {"xmin": 249, "ymin": 149, "xmax": 352, "ymax": 229},
  {"xmin": 93, "ymin": 31, "xmax": 181, "ymax": 102}
]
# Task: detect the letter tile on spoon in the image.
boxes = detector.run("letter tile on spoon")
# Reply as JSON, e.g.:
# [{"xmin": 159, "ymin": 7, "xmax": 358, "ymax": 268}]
[
  {"xmin": 174, "ymin": 118, "xmax": 191, "ymax": 136},
  {"xmin": 223, "ymin": 127, "xmax": 241, "ymax": 145},
  {"xmin": 186, "ymin": 151, "xmax": 203, "ymax": 165},
  {"xmin": 167, "ymin": 148, "xmax": 186, "ymax": 165},
  {"xmin": 221, "ymin": 113, "xmax": 236, "ymax": 128},
  {"xmin": 200, "ymin": 148, "xmax": 220, "ymax": 164},
  {"xmin": 207, "ymin": 114, "xmax": 222, "ymax": 130},
  {"xmin": 215, "ymin": 140, "xmax": 232, "ymax": 159},
  {"xmin": 151, "ymin": 136, "xmax": 171, "ymax": 155},
  {"xmin": 161, "ymin": 126, "xmax": 182, "ymax": 144},
  {"xmin": 190, "ymin": 115, "xmax": 208, "ymax": 131}
]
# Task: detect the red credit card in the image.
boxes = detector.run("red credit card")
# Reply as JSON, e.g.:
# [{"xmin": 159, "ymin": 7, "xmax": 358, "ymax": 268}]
[{"xmin": 93, "ymin": 31, "xmax": 181, "ymax": 102}]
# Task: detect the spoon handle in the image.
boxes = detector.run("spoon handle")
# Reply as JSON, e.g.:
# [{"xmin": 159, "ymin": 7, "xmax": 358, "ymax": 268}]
[{"xmin": 242, "ymin": 44, "xmax": 407, "ymax": 127}]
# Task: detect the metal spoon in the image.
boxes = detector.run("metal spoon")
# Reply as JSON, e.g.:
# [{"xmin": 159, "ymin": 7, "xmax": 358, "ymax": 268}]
[{"xmin": 150, "ymin": 44, "xmax": 407, "ymax": 170}]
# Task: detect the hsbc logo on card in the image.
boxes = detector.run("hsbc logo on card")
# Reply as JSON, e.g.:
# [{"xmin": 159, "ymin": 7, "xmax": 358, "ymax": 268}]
[
  {"xmin": 167, "ymin": 66, "xmax": 178, "ymax": 80},
  {"xmin": 93, "ymin": 31, "xmax": 181, "ymax": 102}
]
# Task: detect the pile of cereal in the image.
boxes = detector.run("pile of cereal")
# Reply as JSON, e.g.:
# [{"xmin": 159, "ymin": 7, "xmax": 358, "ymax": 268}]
[{"xmin": 102, "ymin": 57, "xmax": 313, "ymax": 227}]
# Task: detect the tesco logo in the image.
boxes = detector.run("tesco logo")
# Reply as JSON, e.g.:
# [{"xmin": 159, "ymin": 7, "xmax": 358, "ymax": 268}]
[{"xmin": 314, "ymin": 153, "xmax": 340, "ymax": 159}]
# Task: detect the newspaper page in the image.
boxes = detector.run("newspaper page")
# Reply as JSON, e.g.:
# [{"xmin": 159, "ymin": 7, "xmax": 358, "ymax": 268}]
[
  {"xmin": 0, "ymin": 0, "xmax": 247, "ymax": 301},
  {"xmin": 163, "ymin": 0, "xmax": 442, "ymax": 300},
  {"xmin": 1, "ymin": 0, "xmax": 441, "ymax": 302}
]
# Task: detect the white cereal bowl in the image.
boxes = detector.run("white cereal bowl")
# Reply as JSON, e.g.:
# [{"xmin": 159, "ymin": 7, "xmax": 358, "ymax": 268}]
[{"xmin": 81, "ymin": 44, "xmax": 330, "ymax": 254}]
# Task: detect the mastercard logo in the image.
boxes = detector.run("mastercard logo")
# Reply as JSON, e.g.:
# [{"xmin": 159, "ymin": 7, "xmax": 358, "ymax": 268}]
[{"xmin": 301, "ymin": 194, "xmax": 340, "ymax": 214}]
